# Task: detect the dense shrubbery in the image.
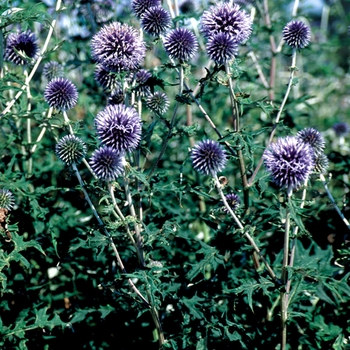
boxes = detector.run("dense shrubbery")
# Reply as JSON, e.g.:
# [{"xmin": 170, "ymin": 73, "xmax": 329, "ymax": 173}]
[{"xmin": 1, "ymin": 0, "xmax": 350, "ymax": 349}]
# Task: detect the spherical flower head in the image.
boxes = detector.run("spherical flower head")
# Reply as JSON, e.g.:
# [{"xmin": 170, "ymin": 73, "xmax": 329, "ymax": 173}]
[
  {"xmin": 282, "ymin": 21, "xmax": 311, "ymax": 49},
  {"xmin": 191, "ymin": 139, "xmax": 227, "ymax": 176},
  {"xmin": 43, "ymin": 61, "xmax": 64, "ymax": 81},
  {"xmin": 146, "ymin": 91, "xmax": 169, "ymax": 115},
  {"xmin": 296, "ymin": 127, "xmax": 325, "ymax": 156},
  {"xmin": 44, "ymin": 77, "xmax": 78, "ymax": 111},
  {"xmin": 95, "ymin": 104, "xmax": 142, "ymax": 153},
  {"xmin": 131, "ymin": 0, "xmax": 161, "ymax": 18},
  {"xmin": 180, "ymin": 0, "xmax": 196, "ymax": 14},
  {"xmin": 333, "ymin": 122, "xmax": 350, "ymax": 137},
  {"xmin": 200, "ymin": 3, "xmax": 252, "ymax": 43},
  {"xmin": 94, "ymin": 64, "xmax": 121, "ymax": 91},
  {"xmin": 222, "ymin": 193, "xmax": 240, "ymax": 212},
  {"xmin": 89, "ymin": 146, "xmax": 124, "ymax": 181},
  {"xmin": 0, "ymin": 189, "xmax": 15, "ymax": 211},
  {"xmin": 108, "ymin": 88, "xmax": 125, "ymax": 105},
  {"xmin": 263, "ymin": 136, "xmax": 315, "ymax": 191},
  {"xmin": 163, "ymin": 28, "xmax": 198, "ymax": 62},
  {"xmin": 56, "ymin": 135, "xmax": 87, "ymax": 166},
  {"xmin": 134, "ymin": 69, "xmax": 152, "ymax": 97},
  {"xmin": 4, "ymin": 30, "xmax": 39, "ymax": 65},
  {"xmin": 141, "ymin": 6, "xmax": 172, "ymax": 37},
  {"xmin": 206, "ymin": 32, "xmax": 239, "ymax": 64},
  {"xmin": 91, "ymin": 22, "xmax": 146, "ymax": 72},
  {"xmin": 314, "ymin": 153, "xmax": 329, "ymax": 174}
]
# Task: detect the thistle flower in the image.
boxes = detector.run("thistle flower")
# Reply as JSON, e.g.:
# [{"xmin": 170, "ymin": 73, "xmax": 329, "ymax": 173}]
[
  {"xmin": 94, "ymin": 64, "xmax": 121, "ymax": 91},
  {"xmin": 163, "ymin": 28, "xmax": 198, "ymax": 62},
  {"xmin": 282, "ymin": 21, "xmax": 311, "ymax": 49},
  {"xmin": 91, "ymin": 22, "xmax": 146, "ymax": 72},
  {"xmin": 314, "ymin": 153, "xmax": 329, "ymax": 174},
  {"xmin": 179, "ymin": 0, "xmax": 196, "ymax": 14},
  {"xmin": 191, "ymin": 139, "xmax": 227, "ymax": 175},
  {"xmin": 296, "ymin": 127, "xmax": 325, "ymax": 156},
  {"xmin": 4, "ymin": 30, "xmax": 39, "ymax": 65},
  {"xmin": 94, "ymin": 104, "xmax": 142, "ymax": 153},
  {"xmin": 333, "ymin": 122, "xmax": 350, "ymax": 137},
  {"xmin": 206, "ymin": 32, "xmax": 239, "ymax": 64},
  {"xmin": 263, "ymin": 136, "xmax": 314, "ymax": 191},
  {"xmin": 200, "ymin": 3, "xmax": 252, "ymax": 43},
  {"xmin": 146, "ymin": 91, "xmax": 169, "ymax": 115},
  {"xmin": 141, "ymin": 6, "xmax": 172, "ymax": 37},
  {"xmin": 89, "ymin": 146, "xmax": 124, "ymax": 181},
  {"xmin": 131, "ymin": 0, "xmax": 161, "ymax": 18},
  {"xmin": 44, "ymin": 77, "xmax": 78, "ymax": 111},
  {"xmin": 134, "ymin": 69, "xmax": 152, "ymax": 97},
  {"xmin": 56, "ymin": 135, "xmax": 87, "ymax": 165},
  {"xmin": 0, "ymin": 189, "xmax": 15, "ymax": 211},
  {"xmin": 43, "ymin": 61, "xmax": 64, "ymax": 81},
  {"xmin": 222, "ymin": 193, "xmax": 240, "ymax": 212},
  {"xmin": 108, "ymin": 88, "xmax": 125, "ymax": 105}
]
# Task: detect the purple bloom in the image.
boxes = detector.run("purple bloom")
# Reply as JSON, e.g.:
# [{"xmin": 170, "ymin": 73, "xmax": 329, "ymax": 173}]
[
  {"xmin": 134, "ymin": 69, "xmax": 152, "ymax": 97},
  {"xmin": 163, "ymin": 28, "xmax": 198, "ymax": 62},
  {"xmin": 141, "ymin": 6, "xmax": 172, "ymax": 37},
  {"xmin": 131, "ymin": 0, "xmax": 161, "ymax": 18},
  {"xmin": 56, "ymin": 135, "xmax": 87, "ymax": 165},
  {"xmin": 200, "ymin": 3, "xmax": 252, "ymax": 43},
  {"xmin": 94, "ymin": 104, "xmax": 142, "ymax": 153},
  {"xmin": 333, "ymin": 122, "xmax": 350, "ymax": 137},
  {"xmin": 4, "ymin": 30, "xmax": 39, "ymax": 65},
  {"xmin": 282, "ymin": 21, "xmax": 311, "ymax": 49},
  {"xmin": 108, "ymin": 89, "xmax": 125, "ymax": 105},
  {"xmin": 314, "ymin": 153, "xmax": 329, "ymax": 174},
  {"xmin": 94, "ymin": 64, "xmax": 121, "ymax": 91},
  {"xmin": 222, "ymin": 193, "xmax": 240, "ymax": 212},
  {"xmin": 0, "ymin": 189, "xmax": 15, "ymax": 211},
  {"xmin": 191, "ymin": 139, "xmax": 227, "ymax": 175},
  {"xmin": 206, "ymin": 32, "xmax": 239, "ymax": 64},
  {"xmin": 146, "ymin": 91, "xmax": 169, "ymax": 115},
  {"xmin": 43, "ymin": 61, "xmax": 64, "ymax": 81},
  {"xmin": 263, "ymin": 136, "xmax": 314, "ymax": 190},
  {"xmin": 89, "ymin": 146, "xmax": 124, "ymax": 181},
  {"xmin": 296, "ymin": 128, "xmax": 325, "ymax": 156},
  {"xmin": 179, "ymin": 0, "xmax": 196, "ymax": 14},
  {"xmin": 44, "ymin": 77, "xmax": 78, "ymax": 111},
  {"xmin": 91, "ymin": 22, "xmax": 146, "ymax": 72}
]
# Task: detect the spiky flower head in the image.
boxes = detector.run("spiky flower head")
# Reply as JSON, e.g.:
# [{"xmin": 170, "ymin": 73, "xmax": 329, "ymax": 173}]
[
  {"xmin": 94, "ymin": 104, "xmax": 142, "ymax": 153},
  {"xmin": 43, "ymin": 61, "xmax": 64, "ymax": 81},
  {"xmin": 146, "ymin": 91, "xmax": 169, "ymax": 115},
  {"xmin": 222, "ymin": 193, "xmax": 240, "ymax": 212},
  {"xmin": 206, "ymin": 32, "xmax": 239, "ymax": 64},
  {"xmin": 94, "ymin": 64, "xmax": 121, "ymax": 91},
  {"xmin": 108, "ymin": 88, "xmax": 125, "ymax": 105},
  {"xmin": 191, "ymin": 139, "xmax": 227, "ymax": 175},
  {"xmin": 296, "ymin": 127, "xmax": 325, "ymax": 156},
  {"xmin": 263, "ymin": 136, "xmax": 314, "ymax": 191},
  {"xmin": 131, "ymin": 0, "xmax": 161, "ymax": 18},
  {"xmin": 134, "ymin": 69, "xmax": 152, "ymax": 97},
  {"xmin": 333, "ymin": 122, "xmax": 350, "ymax": 137},
  {"xmin": 4, "ymin": 30, "xmax": 39, "ymax": 66},
  {"xmin": 163, "ymin": 28, "xmax": 198, "ymax": 62},
  {"xmin": 44, "ymin": 77, "xmax": 78, "ymax": 111},
  {"xmin": 141, "ymin": 6, "xmax": 172, "ymax": 37},
  {"xmin": 91, "ymin": 22, "xmax": 146, "ymax": 72},
  {"xmin": 56, "ymin": 135, "xmax": 87, "ymax": 165},
  {"xmin": 314, "ymin": 153, "xmax": 329, "ymax": 174},
  {"xmin": 90, "ymin": 146, "xmax": 124, "ymax": 181},
  {"xmin": 282, "ymin": 21, "xmax": 311, "ymax": 49},
  {"xmin": 180, "ymin": 0, "xmax": 196, "ymax": 14},
  {"xmin": 0, "ymin": 189, "xmax": 15, "ymax": 211},
  {"xmin": 200, "ymin": 3, "xmax": 252, "ymax": 43}
]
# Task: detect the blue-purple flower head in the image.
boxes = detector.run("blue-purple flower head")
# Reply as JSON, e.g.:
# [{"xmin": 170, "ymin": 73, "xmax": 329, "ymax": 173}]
[
  {"xmin": 89, "ymin": 146, "xmax": 124, "ymax": 181},
  {"xmin": 44, "ymin": 77, "xmax": 78, "ymax": 111},
  {"xmin": 282, "ymin": 21, "xmax": 311, "ymax": 49},
  {"xmin": 0, "ymin": 189, "xmax": 15, "ymax": 211},
  {"xmin": 296, "ymin": 127, "xmax": 325, "ymax": 157},
  {"xmin": 206, "ymin": 32, "xmax": 239, "ymax": 64},
  {"xmin": 191, "ymin": 139, "xmax": 227, "ymax": 176},
  {"xmin": 131, "ymin": 0, "xmax": 161, "ymax": 18},
  {"xmin": 200, "ymin": 3, "xmax": 252, "ymax": 44},
  {"xmin": 94, "ymin": 64, "xmax": 121, "ymax": 91},
  {"xmin": 4, "ymin": 30, "xmax": 39, "ymax": 65},
  {"xmin": 43, "ymin": 61, "xmax": 64, "ymax": 81},
  {"xmin": 108, "ymin": 88, "xmax": 125, "ymax": 105},
  {"xmin": 179, "ymin": 0, "xmax": 196, "ymax": 14},
  {"xmin": 91, "ymin": 22, "xmax": 146, "ymax": 72},
  {"xmin": 163, "ymin": 28, "xmax": 198, "ymax": 62},
  {"xmin": 56, "ymin": 135, "xmax": 87, "ymax": 166},
  {"xmin": 263, "ymin": 136, "xmax": 314, "ymax": 191},
  {"xmin": 134, "ymin": 69, "xmax": 152, "ymax": 97},
  {"xmin": 94, "ymin": 104, "xmax": 142, "ymax": 153},
  {"xmin": 333, "ymin": 122, "xmax": 350, "ymax": 137},
  {"xmin": 146, "ymin": 91, "xmax": 169, "ymax": 115},
  {"xmin": 222, "ymin": 193, "xmax": 240, "ymax": 212},
  {"xmin": 141, "ymin": 6, "xmax": 172, "ymax": 37}
]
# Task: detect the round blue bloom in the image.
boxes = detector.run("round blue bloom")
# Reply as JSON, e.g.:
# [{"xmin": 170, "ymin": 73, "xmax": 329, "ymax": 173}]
[
  {"xmin": 206, "ymin": 32, "xmax": 239, "ymax": 64},
  {"xmin": 0, "ymin": 189, "xmax": 15, "ymax": 211},
  {"xmin": 283, "ymin": 21, "xmax": 311, "ymax": 49},
  {"xmin": 146, "ymin": 91, "xmax": 169, "ymax": 115},
  {"xmin": 141, "ymin": 6, "xmax": 172, "ymax": 37},
  {"xmin": 333, "ymin": 122, "xmax": 350, "ymax": 137},
  {"xmin": 56, "ymin": 135, "xmax": 87, "ymax": 165},
  {"xmin": 131, "ymin": 0, "xmax": 161, "ymax": 18},
  {"xmin": 134, "ymin": 69, "xmax": 152, "ymax": 97},
  {"xmin": 43, "ymin": 61, "xmax": 64, "ymax": 81},
  {"xmin": 222, "ymin": 193, "xmax": 240, "ymax": 212},
  {"xmin": 94, "ymin": 64, "xmax": 121, "ymax": 91},
  {"xmin": 296, "ymin": 127, "xmax": 325, "ymax": 156}
]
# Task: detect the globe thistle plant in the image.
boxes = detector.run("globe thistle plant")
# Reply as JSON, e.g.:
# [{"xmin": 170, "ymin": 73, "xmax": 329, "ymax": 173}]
[
  {"xmin": 179, "ymin": 0, "xmax": 196, "ymax": 14},
  {"xmin": 134, "ymin": 69, "xmax": 152, "ymax": 97},
  {"xmin": 191, "ymin": 140, "xmax": 227, "ymax": 176},
  {"xmin": 146, "ymin": 91, "xmax": 170, "ymax": 115},
  {"xmin": 263, "ymin": 136, "xmax": 315, "ymax": 192},
  {"xmin": 4, "ymin": 30, "xmax": 39, "ymax": 65},
  {"xmin": 44, "ymin": 77, "xmax": 78, "ymax": 111},
  {"xmin": 222, "ymin": 193, "xmax": 240, "ymax": 212},
  {"xmin": 333, "ymin": 122, "xmax": 350, "ymax": 137},
  {"xmin": 282, "ymin": 21, "xmax": 311, "ymax": 49},
  {"xmin": 89, "ymin": 146, "xmax": 124, "ymax": 181},
  {"xmin": 94, "ymin": 65, "xmax": 121, "ymax": 91},
  {"xmin": 131, "ymin": 0, "xmax": 161, "ymax": 18},
  {"xmin": 163, "ymin": 28, "xmax": 198, "ymax": 62},
  {"xmin": 56, "ymin": 135, "xmax": 87, "ymax": 166},
  {"xmin": 108, "ymin": 88, "xmax": 125, "ymax": 105},
  {"xmin": 296, "ymin": 127, "xmax": 325, "ymax": 156},
  {"xmin": 200, "ymin": 3, "xmax": 252, "ymax": 44},
  {"xmin": 0, "ymin": 189, "xmax": 15, "ymax": 211},
  {"xmin": 94, "ymin": 104, "xmax": 142, "ymax": 153},
  {"xmin": 141, "ymin": 6, "xmax": 172, "ymax": 37},
  {"xmin": 314, "ymin": 153, "xmax": 329, "ymax": 174},
  {"xmin": 91, "ymin": 22, "xmax": 146, "ymax": 72},
  {"xmin": 43, "ymin": 61, "xmax": 64, "ymax": 81},
  {"xmin": 206, "ymin": 32, "xmax": 239, "ymax": 64}
]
